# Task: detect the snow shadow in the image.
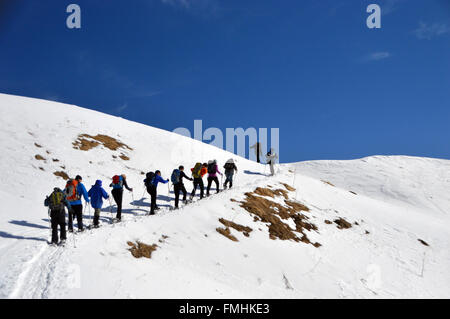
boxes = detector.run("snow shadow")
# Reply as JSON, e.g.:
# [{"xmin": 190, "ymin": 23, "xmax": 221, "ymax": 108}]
[
  {"xmin": 9, "ymin": 220, "xmax": 48, "ymax": 230},
  {"xmin": 0, "ymin": 230, "xmax": 47, "ymax": 242},
  {"xmin": 243, "ymin": 170, "xmax": 266, "ymax": 176}
]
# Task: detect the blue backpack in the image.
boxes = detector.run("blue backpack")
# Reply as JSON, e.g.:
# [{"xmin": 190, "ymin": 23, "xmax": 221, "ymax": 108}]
[{"xmin": 171, "ymin": 169, "xmax": 181, "ymax": 184}]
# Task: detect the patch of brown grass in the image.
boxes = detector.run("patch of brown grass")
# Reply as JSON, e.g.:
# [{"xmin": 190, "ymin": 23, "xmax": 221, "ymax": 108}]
[
  {"xmin": 219, "ymin": 218, "xmax": 252, "ymax": 235},
  {"xmin": 238, "ymin": 189, "xmax": 320, "ymax": 247},
  {"xmin": 119, "ymin": 153, "xmax": 130, "ymax": 161},
  {"xmin": 334, "ymin": 218, "xmax": 352, "ymax": 229},
  {"xmin": 321, "ymin": 180, "xmax": 335, "ymax": 187},
  {"xmin": 280, "ymin": 183, "xmax": 296, "ymax": 192},
  {"xmin": 253, "ymin": 187, "xmax": 289, "ymax": 199},
  {"xmin": 216, "ymin": 227, "xmax": 238, "ymax": 242},
  {"xmin": 35, "ymin": 154, "xmax": 45, "ymax": 161},
  {"xmin": 127, "ymin": 241, "xmax": 158, "ymax": 259},
  {"xmin": 324, "ymin": 220, "xmax": 332, "ymax": 224},
  {"xmin": 53, "ymin": 171, "xmax": 69, "ymax": 180},
  {"xmin": 73, "ymin": 134, "xmax": 132, "ymax": 152}
]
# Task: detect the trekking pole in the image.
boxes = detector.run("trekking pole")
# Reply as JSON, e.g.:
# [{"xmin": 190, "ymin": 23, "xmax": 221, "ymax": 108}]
[
  {"xmin": 108, "ymin": 197, "xmax": 114, "ymax": 225},
  {"xmin": 88, "ymin": 205, "xmax": 92, "ymax": 232}
]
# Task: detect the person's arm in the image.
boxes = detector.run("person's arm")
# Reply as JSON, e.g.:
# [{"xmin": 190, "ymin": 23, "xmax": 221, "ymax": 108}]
[
  {"xmin": 44, "ymin": 196, "xmax": 49, "ymax": 207},
  {"xmin": 102, "ymin": 188, "xmax": 109, "ymax": 199},
  {"xmin": 80, "ymin": 184, "xmax": 90, "ymax": 202},
  {"xmin": 123, "ymin": 179, "xmax": 133, "ymax": 191},
  {"xmin": 181, "ymin": 171, "xmax": 193, "ymax": 181},
  {"xmin": 216, "ymin": 166, "xmax": 222, "ymax": 176}
]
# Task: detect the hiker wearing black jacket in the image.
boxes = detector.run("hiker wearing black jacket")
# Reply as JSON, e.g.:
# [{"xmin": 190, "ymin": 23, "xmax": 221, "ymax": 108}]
[
  {"xmin": 223, "ymin": 159, "xmax": 238, "ymax": 189},
  {"xmin": 173, "ymin": 166, "xmax": 193, "ymax": 209},
  {"xmin": 44, "ymin": 188, "xmax": 71, "ymax": 245},
  {"xmin": 109, "ymin": 174, "xmax": 133, "ymax": 221}
]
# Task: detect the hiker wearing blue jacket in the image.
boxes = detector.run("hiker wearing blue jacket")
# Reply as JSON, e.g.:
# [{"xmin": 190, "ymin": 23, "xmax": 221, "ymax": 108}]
[
  {"xmin": 88, "ymin": 180, "xmax": 110, "ymax": 228},
  {"xmin": 68, "ymin": 175, "xmax": 90, "ymax": 232},
  {"xmin": 144, "ymin": 170, "xmax": 168, "ymax": 215}
]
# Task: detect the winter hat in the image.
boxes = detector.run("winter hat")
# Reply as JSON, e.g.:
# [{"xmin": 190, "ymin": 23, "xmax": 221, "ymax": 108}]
[
  {"xmin": 75, "ymin": 175, "xmax": 82, "ymax": 181},
  {"xmin": 121, "ymin": 174, "xmax": 127, "ymax": 179},
  {"xmin": 226, "ymin": 159, "xmax": 234, "ymax": 164},
  {"xmin": 95, "ymin": 180, "xmax": 102, "ymax": 186}
]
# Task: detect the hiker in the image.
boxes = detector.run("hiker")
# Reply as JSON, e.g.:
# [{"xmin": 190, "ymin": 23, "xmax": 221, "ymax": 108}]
[
  {"xmin": 190, "ymin": 162, "xmax": 207, "ymax": 200},
  {"xmin": 87, "ymin": 180, "xmax": 110, "ymax": 228},
  {"xmin": 266, "ymin": 149, "xmax": 278, "ymax": 176},
  {"xmin": 171, "ymin": 166, "xmax": 193, "ymax": 209},
  {"xmin": 66, "ymin": 175, "xmax": 89, "ymax": 232},
  {"xmin": 250, "ymin": 142, "xmax": 263, "ymax": 163},
  {"xmin": 206, "ymin": 159, "xmax": 223, "ymax": 196},
  {"xmin": 44, "ymin": 187, "xmax": 71, "ymax": 245},
  {"xmin": 144, "ymin": 170, "xmax": 168, "ymax": 215},
  {"xmin": 223, "ymin": 159, "xmax": 238, "ymax": 189},
  {"xmin": 110, "ymin": 174, "xmax": 133, "ymax": 221}
]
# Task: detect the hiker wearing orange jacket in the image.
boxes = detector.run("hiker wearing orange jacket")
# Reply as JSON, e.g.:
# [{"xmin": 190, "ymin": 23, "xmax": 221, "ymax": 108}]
[{"xmin": 189, "ymin": 163, "xmax": 207, "ymax": 200}]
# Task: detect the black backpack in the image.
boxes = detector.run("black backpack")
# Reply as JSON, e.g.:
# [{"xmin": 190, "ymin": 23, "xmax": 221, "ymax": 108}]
[
  {"xmin": 207, "ymin": 163, "xmax": 216, "ymax": 174},
  {"xmin": 145, "ymin": 172, "xmax": 155, "ymax": 188},
  {"xmin": 224, "ymin": 162, "xmax": 234, "ymax": 171}
]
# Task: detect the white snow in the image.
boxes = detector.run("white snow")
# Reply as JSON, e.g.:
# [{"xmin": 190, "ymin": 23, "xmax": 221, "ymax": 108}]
[{"xmin": 0, "ymin": 93, "xmax": 449, "ymax": 299}]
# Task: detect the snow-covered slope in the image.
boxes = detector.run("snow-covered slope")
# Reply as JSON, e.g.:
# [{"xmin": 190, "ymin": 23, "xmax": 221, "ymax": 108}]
[{"xmin": 0, "ymin": 93, "xmax": 449, "ymax": 299}]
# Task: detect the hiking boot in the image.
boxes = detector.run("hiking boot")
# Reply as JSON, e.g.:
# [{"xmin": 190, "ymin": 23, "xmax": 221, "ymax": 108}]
[
  {"xmin": 58, "ymin": 240, "xmax": 66, "ymax": 246},
  {"xmin": 68, "ymin": 228, "xmax": 74, "ymax": 233}
]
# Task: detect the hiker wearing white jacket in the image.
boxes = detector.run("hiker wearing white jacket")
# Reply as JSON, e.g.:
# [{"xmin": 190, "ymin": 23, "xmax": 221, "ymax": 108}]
[{"xmin": 266, "ymin": 149, "xmax": 278, "ymax": 176}]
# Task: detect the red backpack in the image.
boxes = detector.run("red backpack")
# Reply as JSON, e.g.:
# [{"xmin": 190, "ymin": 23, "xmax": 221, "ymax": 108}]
[{"xmin": 65, "ymin": 179, "xmax": 79, "ymax": 201}]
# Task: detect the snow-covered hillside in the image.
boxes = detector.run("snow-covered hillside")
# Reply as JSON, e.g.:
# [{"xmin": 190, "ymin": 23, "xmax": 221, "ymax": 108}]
[{"xmin": 0, "ymin": 93, "xmax": 449, "ymax": 299}]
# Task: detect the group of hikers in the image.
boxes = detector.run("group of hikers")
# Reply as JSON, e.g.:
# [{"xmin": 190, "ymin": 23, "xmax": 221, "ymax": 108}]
[
  {"xmin": 44, "ymin": 148, "xmax": 278, "ymax": 246},
  {"xmin": 44, "ymin": 158, "xmax": 240, "ymax": 246}
]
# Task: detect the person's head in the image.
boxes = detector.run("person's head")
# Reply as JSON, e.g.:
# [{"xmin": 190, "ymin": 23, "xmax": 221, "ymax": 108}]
[
  {"xmin": 75, "ymin": 175, "xmax": 82, "ymax": 181},
  {"xmin": 202, "ymin": 163, "xmax": 207, "ymax": 167},
  {"xmin": 121, "ymin": 174, "xmax": 127, "ymax": 179},
  {"xmin": 213, "ymin": 159, "xmax": 217, "ymax": 164},
  {"xmin": 95, "ymin": 180, "xmax": 102, "ymax": 186},
  {"xmin": 179, "ymin": 165, "xmax": 184, "ymax": 171},
  {"xmin": 155, "ymin": 170, "xmax": 161, "ymax": 176}
]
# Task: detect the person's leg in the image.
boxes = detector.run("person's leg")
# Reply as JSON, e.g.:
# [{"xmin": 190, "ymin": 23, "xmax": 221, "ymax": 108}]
[
  {"xmin": 59, "ymin": 209, "xmax": 66, "ymax": 241},
  {"xmin": 93, "ymin": 208, "xmax": 100, "ymax": 226},
  {"xmin": 230, "ymin": 175, "xmax": 233, "ymax": 188},
  {"xmin": 214, "ymin": 177, "xmax": 220, "ymax": 193},
  {"xmin": 74, "ymin": 204, "xmax": 83, "ymax": 230},
  {"xmin": 190, "ymin": 180, "xmax": 197, "ymax": 198},
  {"xmin": 150, "ymin": 186, "xmax": 157, "ymax": 214},
  {"xmin": 206, "ymin": 177, "xmax": 212, "ymax": 196},
  {"xmin": 174, "ymin": 184, "xmax": 180, "ymax": 208},
  {"xmin": 113, "ymin": 189, "xmax": 123, "ymax": 220},
  {"xmin": 51, "ymin": 210, "xmax": 58, "ymax": 244},
  {"xmin": 181, "ymin": 185, "xmax": 187, "ymax": 201},
  {"xmin": 199, "ymin": 179, "xmax": 205, "ymax": 199},
  {"xmin": 68, "ymin": 208, "xmax": 73, "ymax": 231},
  {"xmin": 270, "ymin": 163, "xmax": 275, "ymax": 176}
]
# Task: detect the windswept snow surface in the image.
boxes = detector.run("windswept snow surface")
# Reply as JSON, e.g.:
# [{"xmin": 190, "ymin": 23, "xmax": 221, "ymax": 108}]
[{"xmin": 0, "ymin": 93, "xmax": 449, "ymax": 298}]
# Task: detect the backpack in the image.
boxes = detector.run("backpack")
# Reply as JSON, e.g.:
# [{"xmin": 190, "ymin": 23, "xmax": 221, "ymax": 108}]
[
  {"xmin": 65, "ymin": 179, "xmax": 79, "ymax": 201},
  {"xmin": 145, "ymin": 172, "xmax": 155, "ymax": 188},
  {"xmin": 224, "ymin": 162, "xmax": 234, "ymax": 171},
  {"xmin": 48, "ymin": 190, "xmax": 64, "ymax": 210},
  {"xmin": 112, "ymin": 175, "xmax": 123, "ymax": 189},
  {"xmin": 171, "ymin": 169, "xmax": 181, "ymax": 184},
  {"xmin": 192, "ymin": 163, "xmax": 202, "ymax": 178},
  {"xmin": 207, "ymin": 162, "xmax": 216, "ymax": 174}
]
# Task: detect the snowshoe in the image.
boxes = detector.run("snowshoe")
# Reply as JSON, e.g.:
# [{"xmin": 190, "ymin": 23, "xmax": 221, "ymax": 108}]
[
  {"xmin": 58, "ymin": 240, "xmax": 66, "ymax": 247},
  {"xmin": 48, "ymin": 242, "xmax": 58, "ymax": 247}
]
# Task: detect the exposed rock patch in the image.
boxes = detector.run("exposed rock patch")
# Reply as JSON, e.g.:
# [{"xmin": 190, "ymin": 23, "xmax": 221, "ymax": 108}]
[{"xmin": 127, "ymin": 241, "xmax": 158, "ymax": 259}]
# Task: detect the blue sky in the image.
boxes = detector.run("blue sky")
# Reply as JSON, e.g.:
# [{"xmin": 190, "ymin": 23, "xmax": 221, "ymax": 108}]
[{"xmin": 0, "ymin": 0, "xmax": 449, "ymax": 162}]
